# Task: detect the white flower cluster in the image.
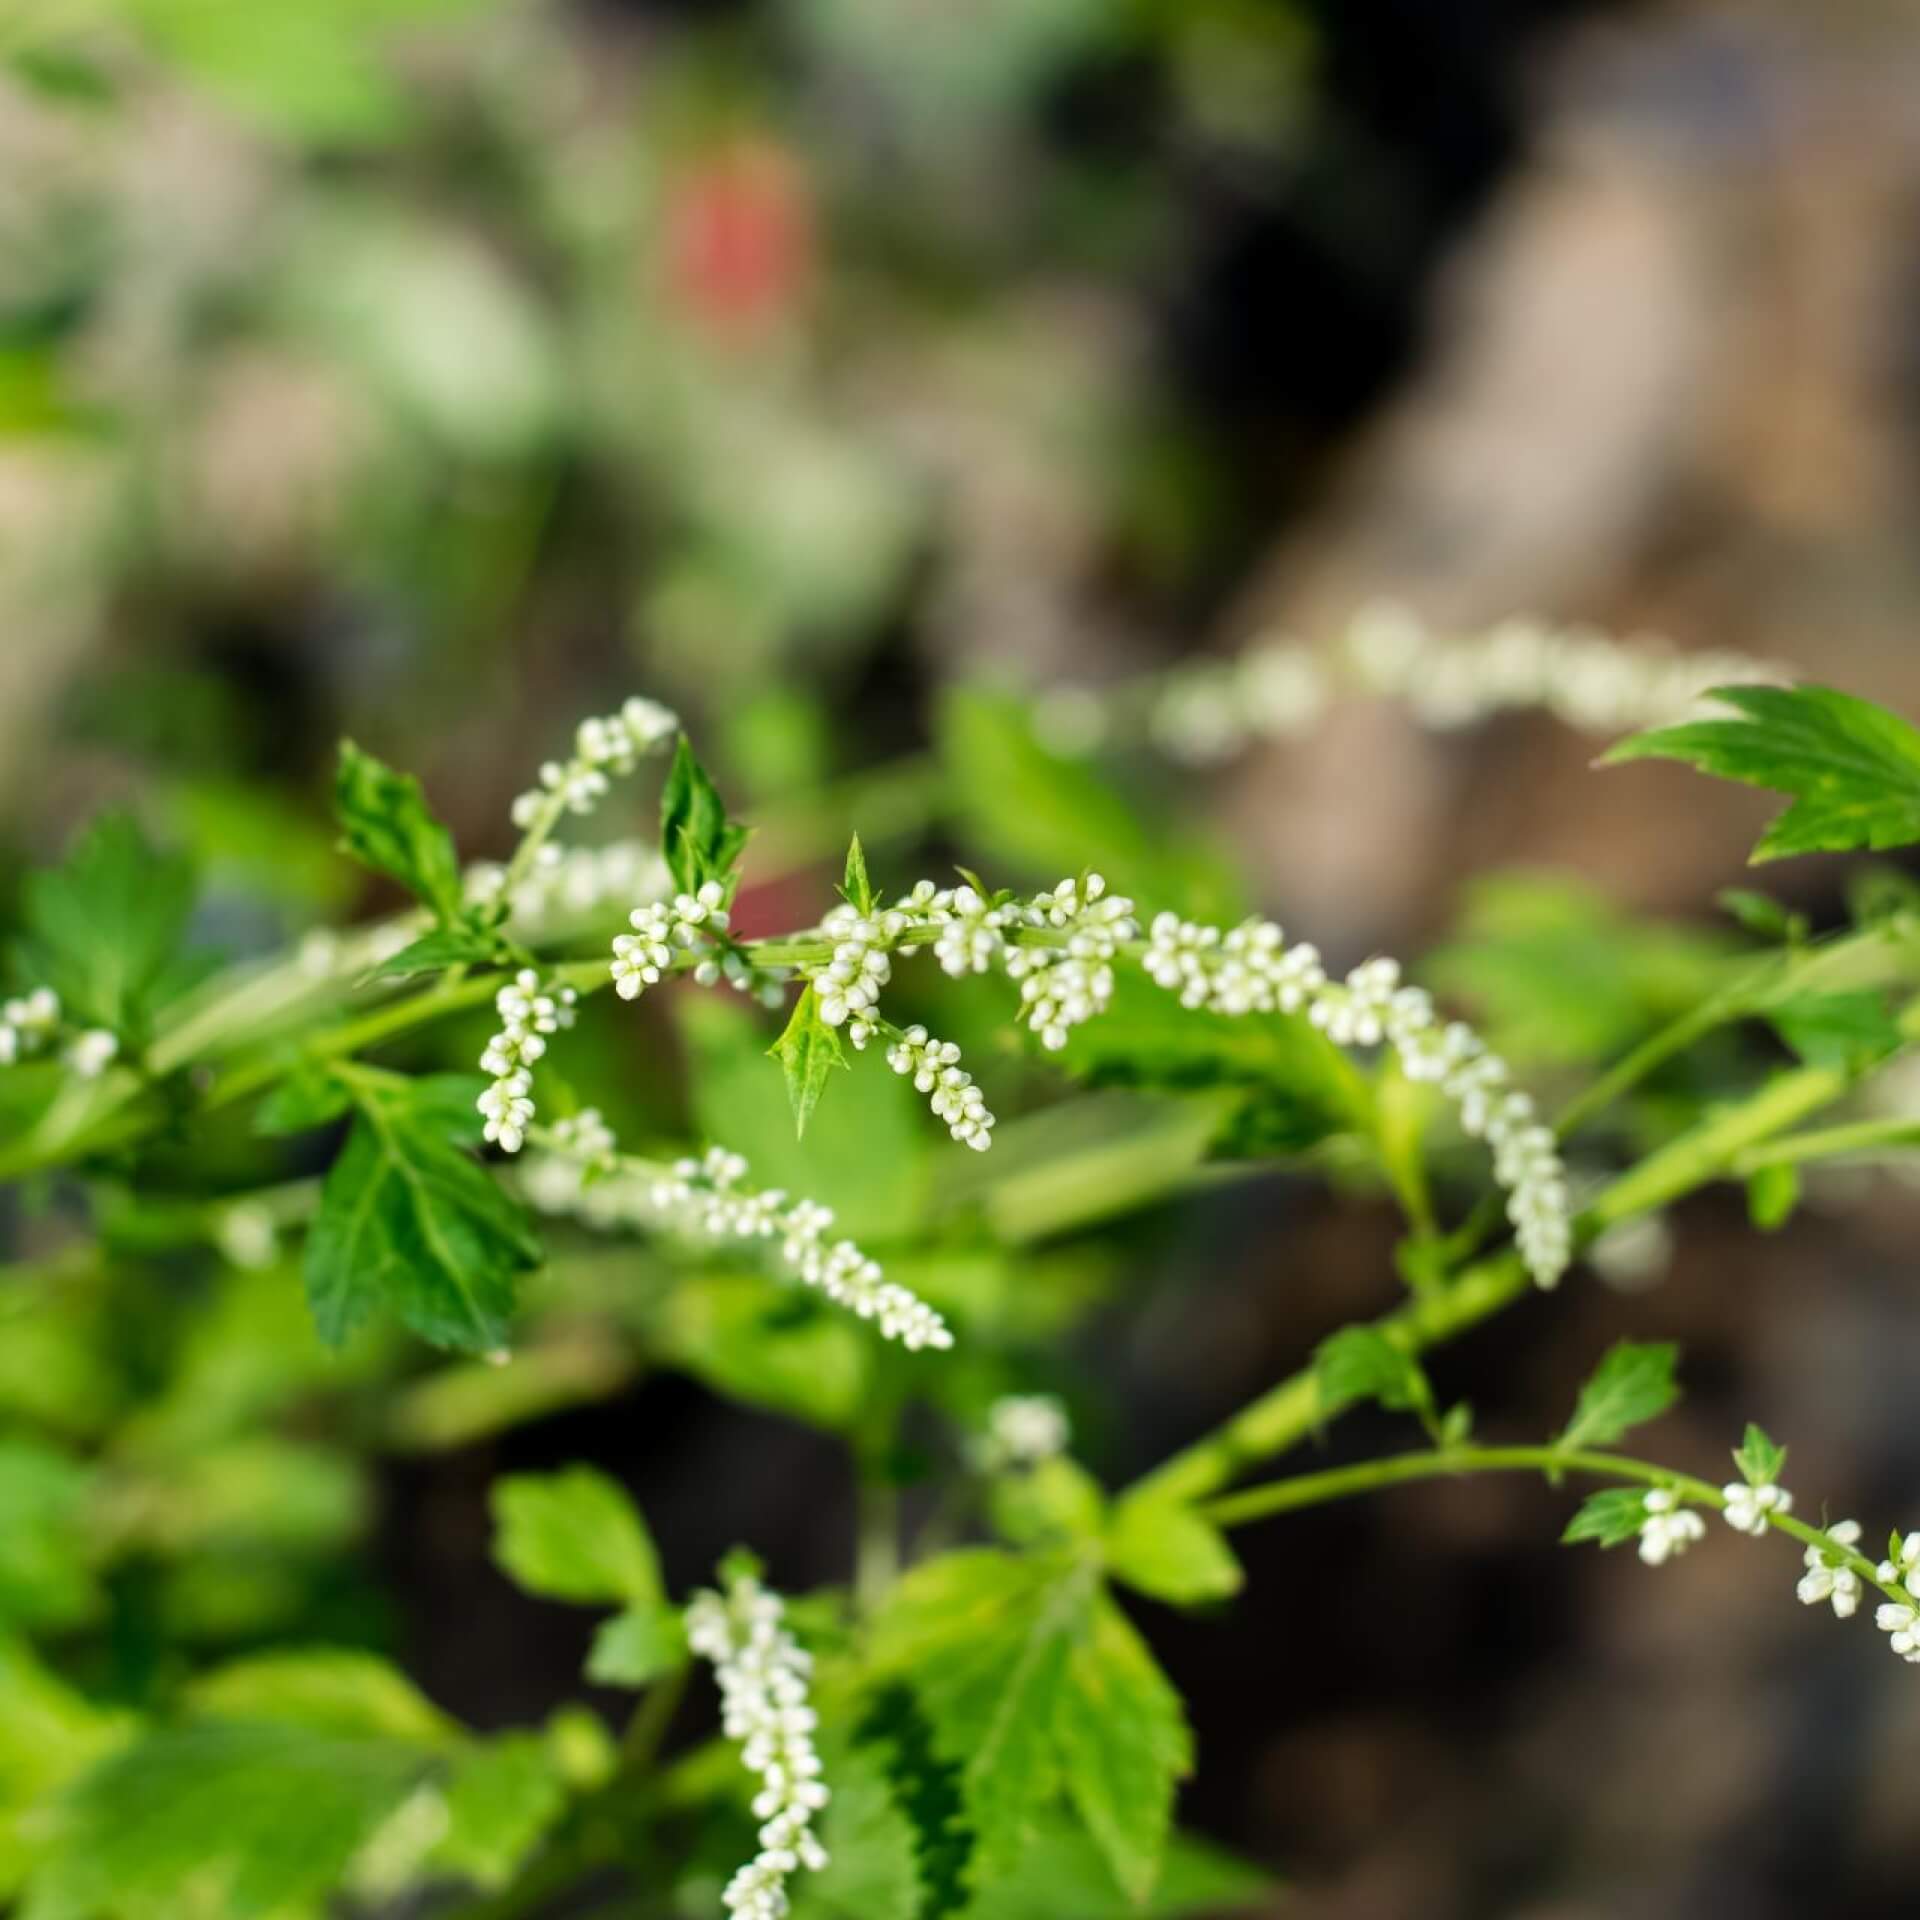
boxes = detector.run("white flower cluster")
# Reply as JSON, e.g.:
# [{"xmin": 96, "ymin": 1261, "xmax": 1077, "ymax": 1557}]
[
  {"xmin": 1005, "ymin": 875, "xmax": 1137, "ymax": 1051},
  {"xmin": 1798, "ymin": 1520, "xmax": 1863, "ymax": 1619},
  {"xmin": 885, "ymin": 1026, "xmax": 994, "ymax": 1151},
  {"xmin": 804, "ymin": 903, "xmax": 896, "ymax": 1046},
  {"xmin": 1044, "ymin": 601, "xmax": 1791, "ymax": 767},
  {"xmin": 649, "ymin": 1150, "xmax": 953, "ymax": 1351},
  {"xmin": 1139, "ymin": 920, "xmax": 1572, "ymax": 1287},
  {"xmin": 1636, "ymin": 1488, "xmax": 1706, "ymax": 1566},
  {"xmin": 975, "ymin": 1394, "xmax": 1071, "ymax": 1470},
  {"xmin": 0, "ymin": 988, "xmax": 118, "ymax": 1080},
  {"xmin": 509, "ymin": 696, "xmax": 678, "ymax": 830},
  {"xmin": 1722, "ymin": 1479, "xmax": 1792, "ymax": 1536},
  {"xmin": 477, "ymin": 969, "xmax": 577, "ymax": 1154},
  {"xmin": 612, "ymin": 883, "xmax": 730, "ymax": 1000},
  {"xmin": 686, "ymin": 1569, "xmax": 830, "ymax": 1920},
  {"xmin": 0, "ymin": 987, "xmax": 61, "ymax": 1065},
  {"xmin": 1875, "ymin": 1535, "xmax": 1920, "ymax": 1664}
]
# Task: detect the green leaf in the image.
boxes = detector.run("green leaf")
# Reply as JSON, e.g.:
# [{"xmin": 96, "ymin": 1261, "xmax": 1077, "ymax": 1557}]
[
  {"xmin": 334, "ymin": 740, "xmax": 465, "ymax": 924},
  {"xmin": 988, "ymin": 1459, "xmax": 1107, "ymax": 1549},
  {"xmin": 1767, "ymin": 992, "xmax": 1902, "ymax": 1073},
  {"xmin": 936, "ymin": 686, "xmax": 1245, "ymax": 917},
  {"xmin": 364, "ymin": 924, "xmax": 508, "ymax": 982},
  {"xmin": 869, "ymin": 1551, "xmax": 1090, "ymax": 1885},
  {"xmin": 183, "ymin": 1650, "xmax": 461, "ymax": 1746},
  {"xmin": 1314, "ymin": 1326, "xmax": 1434, "ymax": 1422},
  {"xmin": 769, "ymin": 983, "xmax": 849, "ymax": 1140},
  {"xmin": 21, "ymin": 1722, "xmax": 431, "ymax": 1920},
  {"xmin": 660, "ymin": 735, "xmax": 750, "ymax": 899},
  {"xmin": 841, "ymin": 833, "xmax": 875, "ymax": 916},
  {"xmin": 868, "ymin": 1552, "xmax": 1191, "ymax": 1901},
  {"xmin": 490, "ymin": 1466, "xmax": 664, "ymax": 1608},
  {"xmin": 1558, "ymin": 1342, "xmax": 1680, "ymax": 1452},
  {"xmin": 1603, "ymin": 683, "xmax": 1920, "ymax": 862},
  {"xmin": 1746, "ymin": 1162, "xmax": 1801, "ymax": 1231},
  {"xmin": 251, "ymin": 1064, "xmax": 352, "ymax": 1136},
  {"xmin": 979, "ymin": 1821, "xmax": 1271, "ymax": 1920},
  {"xmin": 586, "ymin": 1605, "xmax": 689, "ymax": 1688},
  {"xmin": 304, "ymin": 1086, "xmax": 540, "ymax": 1354},
  {"xmin": 786, "ymin": 1742, "xmax": 923, "ymax": 1920},
  {"xmin": 14, "ymin": 813, "xmax": 197, "ymax": 1046},
  {"xmin": 0, "ymin": 1444, "xmax": 98, "ymax": 1633},
  {"xmin": 1560, "ymin": 1487, "xmax": 1650, "ymax": 1549},
  {"xmin": 1732, "ymin": 1422, "xmax": 1787, "ymax": 1487},
  {"xmin": 1717, "ymin": 888, "xmax": 1806, "ymax": 944},
  {"xmin": 1055, "ymin": 1596, "xmax": 1193, "ymax": 1905},
  {"xmin": 429, "ymin": 1735, "xmax": 568, "ymax": 1893},
  {"xmin": 1104, "ymin": 1496, "xmax": 1244, "ymax": 1608}
]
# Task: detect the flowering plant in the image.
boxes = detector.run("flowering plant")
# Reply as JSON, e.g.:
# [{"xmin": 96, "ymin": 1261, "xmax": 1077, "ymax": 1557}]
[{"xmin": 5, "ymin": 654, "xmax": 1920, "ymax": 1918}]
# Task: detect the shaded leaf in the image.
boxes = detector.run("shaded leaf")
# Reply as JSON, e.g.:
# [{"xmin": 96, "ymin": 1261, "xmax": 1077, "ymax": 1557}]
[
  {"xmin": 334, "ymin": 741, "xmax": 464, "ymax": 924},
  {"xmin": 660, "ymin": 735, "xmax": 750, "ymax": 899},
  {"xmin": 1560, "ymin": 1487, "xmax": 1650, "ymax": 1549},
  {"xmin": 184, "ymin": 1650, "xmax": 460, "ymax": 1747},
  {"xmin": 1104, "ymin": 1497, "xmax": 1244, "ymax": 1608},
  {"xmin": 429, "ymin": 1734, "xmax": 568, "ymax": 1893},
  {"xmin": 1732, "ymin": 1422, "xmax": 1787, "ymax": 1487},
  {"xmin": 769, "ymin": 984, "xmax": 848, "ymax": 1140},
  {"xmin": 586, "ymin": 1605, "xmax": 689, "ymax": 1688},
  {"xmin": 1767, "ymin": 992, "xmax": 1901, "ymax": 1073},
  {"xmin": 1559, "ymin": 1342, "xmax": 1679, "ymax": 1452},
  {"xmin": 490, "ymin": 1467, "xmax": 664, "ymax": 1608},
  {"xmin": 1603, "ymin": 683, "xmax": 1920, "ymax": 862}
]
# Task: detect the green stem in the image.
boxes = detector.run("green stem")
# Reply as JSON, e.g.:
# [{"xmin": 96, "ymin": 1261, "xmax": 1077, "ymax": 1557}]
[
  {"xmin": 1734, "ymin": 1117, "xmax": 1920, "ymax": 1172},
  {"xmin": 1200, "ymin": 1443, "xmax": 1899, "ymax": 1605}
]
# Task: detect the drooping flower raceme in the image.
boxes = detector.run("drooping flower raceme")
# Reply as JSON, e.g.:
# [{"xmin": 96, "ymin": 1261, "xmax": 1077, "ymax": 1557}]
[
  {"xmin": 508, "ymin": 696, "xmax": 679, "ymax": 832},
  {"xmin": 885, "ymin": 1025, "xmax": 995, "ymax": 1151},
  {"xmin": 1797, "ymin": 1520, "xmax": 1863, "ymax": 1618},
  {"xmin": 525, "ymin": 1133, "xmax": 953, "ymax": 1352},
  {"xmin": 1141, "ymin": 916, "xmax": 1573, "ymax": 1287},
  {"xmin": 612, "ymin": 883, "xmax": 731, "ymax": 1001},
  {"xmin": 1636, "ymin": 1488, "xmax": 1706, "ymax": 1566},
  {"xmin": 1006, "ymin": 874, "xmax": 1137, "ymax": 1051},
  {"xmin": 686, "ymin": 1568, "xmax": 830, "ymax": 1920},
  {"xmin": 477, "ymin": 969, "xmax": 577, "ymax": 1154}
]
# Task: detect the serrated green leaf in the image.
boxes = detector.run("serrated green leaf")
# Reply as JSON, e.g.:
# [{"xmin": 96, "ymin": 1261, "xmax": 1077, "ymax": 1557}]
[
  {"xmin": 1767, "ymin": 992, "xmax": 1902, "ymax": 1073},
  {"xmin": 304, "ymin": 1088, "xmax": 540, "ymax": 1354},
  {"xmin": 769, "ymin": 984, "xmax": 848, "ymax": 1140},
  {"xmin": 363, "ymin": 924, "xmax": 507, "ymax": 981},
  {"xmin": 1314, "ymin": 1326, "xmax": 1433, "ymax": 1421},
  {"xmin": 1603, "ymin": 683, "xmax": 1920, "ymax": 862},
  {"xmin": 490, "ymin": 1466, "xmax": 664, "ymax": 1608},
  {"xmin": 1746, "ymin": 1162, "xmax": 1801, "ymax": 1231},
  {"xmin": 786, "ymin": 1742, "xmax": 923, "ymax": 1920},
  {"xmin": 1104, "ymin": 1496, "xmax": 1243, "ymax": 1608},
  {"xmin": 1733, "ymin": 1422, "xmax": 1787, "ymax": 1487},
  {"xmin": 841, "ymin": 833, "xmax": 875, "ymax": 915},
  {"xmin": 13, "ymin": 813, "xmax": 197, "ymax": 1047},
  {"xmin": 984, "ymin": 1822, "xmax": 1271, "ymax": 1920},
  {"xmin": 1558, "ymin": 1342, "xmax": 1680, "ymax": 1452},
  {"xmin": 586, "ymin": 1605, "xmax": 689, "ymax": 1688},
  {"xmin": 1560, "ymin": 1487, "xmax": 1650, "ymax": 1548},
  {"xmin": 869, "ymin": 1551, "xmax": 1093, "ymax": 1886},
  {"xmin": 660, "ymin": 735, "xmax": 750, "ymax": 899},
  {"xmin": 183, "ymin": 1650, "xmax": 461, "ymax": 1747},
  {"xmin": 1055, "ymin": 1596, "xmax": 1193, "ymax": 1905},
  {"xmin": 429, "ymin": 1734, "xmax": 568, "ymax": 1893},
  {"xmin": 334, "ymin": 741, "xmax": 465, "ymax": 924},
  {"xmin": 20, "ymin": 1722, "xmax": 431, "ymax": 1920}
]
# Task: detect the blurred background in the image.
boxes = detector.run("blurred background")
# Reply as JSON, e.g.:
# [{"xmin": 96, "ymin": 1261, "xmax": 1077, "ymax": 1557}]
[{"xmin": 4, "ymin": 0, "xmax": 1920, "ymax": 1915}]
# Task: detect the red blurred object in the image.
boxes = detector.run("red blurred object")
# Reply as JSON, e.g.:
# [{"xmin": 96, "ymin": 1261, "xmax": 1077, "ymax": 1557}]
[{"xmin": 663, "ymin": 138, "xmax": 813, "ymax": 343}]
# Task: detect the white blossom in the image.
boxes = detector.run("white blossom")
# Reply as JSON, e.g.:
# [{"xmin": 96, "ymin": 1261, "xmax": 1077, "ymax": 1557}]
[
  {"xmin": 1637, "ymin": 1487, "xmax": 1706, "ymax": 1567},
  {"xmin": 508, "ymin": 696, "xmax": 679, "ymax": 831},
  {"xmin": 805, "ymin": 905, "xmax": 894, "ymax": 1045},
  {"xmin": 0, "ymin": 987, "xmax": 60, "ymax": 1066},
  {"xmin": 885, "ymin": 1025, "xmax": 995, "ymax": 1151},
  {"xmin": 687, "ymin": 1569, "xmax": 830, "ymax": 1920},
  {"xmin": 476, "ymin": 968, "xmax": 576, "ymax": 1154},
  {"xmin": 1140, "ymin": 922, "xmax": 1571, "ymax": 1287},
  {"xmin": 1876, "ymin": 1601, "xmax": 1920, "ymax": 1664},
  {"xmin": 612, "ymin": 882, "xmax": 730, "ymax": 1000},
  {"xmin": 66, "ymin": 1029, "xmax": 118, "ymax": 1078},
  {"xmin": 1876, "ymin": 1531, "xmax": 1920, "ymax": 1599},
  {"xmin": 1797, "ymin": 1520, "xmax": 1863, "ymax": 1618},
  {"xmin": 976, "ymin": 1394, "xmax": 1070, "ymax": 1470},
  {"xmin": 1005, "ymin": 874, "xmax": 1136, "ymax": 1050},
  {"xmin": 1722, "ymin": 1480, "xmax": 1793, "ymax": 1537},
  {"xmin": 549, "ymin": 1107, "xmax": 618, "ymax": 1168}
]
